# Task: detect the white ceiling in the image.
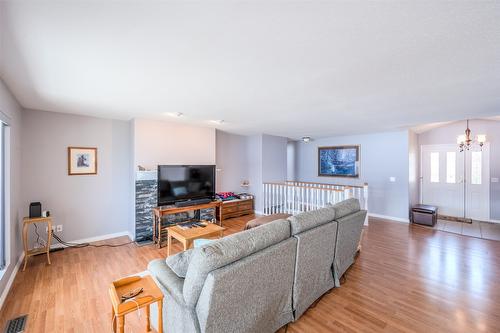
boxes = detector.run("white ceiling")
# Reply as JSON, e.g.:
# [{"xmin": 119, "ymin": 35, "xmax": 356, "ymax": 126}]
[{"xmin": 1, "ymin": 1, "xmax": 499, "ymax": 139}]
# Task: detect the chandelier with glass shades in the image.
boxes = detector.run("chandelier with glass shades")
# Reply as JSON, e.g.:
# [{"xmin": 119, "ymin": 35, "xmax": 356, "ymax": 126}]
[{"xmin": 457, "ymin": 119, "xmax": 486, "ymax": 152}]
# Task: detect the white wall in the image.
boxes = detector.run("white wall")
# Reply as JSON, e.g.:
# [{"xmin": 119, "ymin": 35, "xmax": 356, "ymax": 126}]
[
  {"xmin": 21, "ymin": 109, "xmax": 132, "ymax": 243},
  {"xmin": 215, "ymin": 130, "xmax": 248, "ymax": 193},
  {"xmin": 133, "ymin": 119, "xmax": 216, "ymax": 170},
  {"xmin": 295, "ymin": 130, "xmax": 410, "ymax": 220},
  {"xmin": 418, "ymin": 119, "xmax": 500, "ymax": 220},
  {"xmin": 0, "ymin": 79, "xmax": 23, "ymax": 301}
]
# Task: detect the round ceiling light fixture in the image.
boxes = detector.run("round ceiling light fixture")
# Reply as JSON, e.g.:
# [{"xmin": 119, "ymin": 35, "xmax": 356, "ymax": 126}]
[
  {"xmin": 301, "ymin": 136, "xmax": 312, "ymax": 143},
  {"xmin": 164, "ymin": 112, "xmax": 184, "ymax": 117}
]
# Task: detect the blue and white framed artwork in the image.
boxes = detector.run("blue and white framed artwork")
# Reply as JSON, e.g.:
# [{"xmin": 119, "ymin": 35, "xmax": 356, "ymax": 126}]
[{"xmin": 318, "ymin": 146, "xmax": 360, "ymax": 178}]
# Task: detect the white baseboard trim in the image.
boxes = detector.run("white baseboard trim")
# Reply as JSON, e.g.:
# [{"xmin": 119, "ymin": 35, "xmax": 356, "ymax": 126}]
[
  {"xmin": 51, "ymin": 230, "xmax": 133, "ymax": 249},
  {"xmin": 0, "ymin": 253, "xmax": 24, "ymax": 311},
  {"xmin": 254, "ymin": 210, "xmax": 264, "ymax": 215},
  {"xmin": 368, "ymin": 213, "xmax": 410, "ymax": 223}
]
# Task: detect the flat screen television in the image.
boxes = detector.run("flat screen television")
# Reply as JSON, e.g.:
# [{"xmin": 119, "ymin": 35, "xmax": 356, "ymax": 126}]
[{"xmin": 157, "ymin": 165, "xmax": 216, "ymax": 206}]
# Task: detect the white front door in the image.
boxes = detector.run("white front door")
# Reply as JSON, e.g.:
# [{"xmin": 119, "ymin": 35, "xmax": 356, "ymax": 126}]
[
  {"xmin": 465, "ymin": 144, "xmax": 490, "ymax": 221},
  {"xmin": 421, "ymin": 144, "xmax": 490, "ymax": 221},
  {"xmin": 421, "ymin": 145, "xmax": 464, "ymax": 217}
]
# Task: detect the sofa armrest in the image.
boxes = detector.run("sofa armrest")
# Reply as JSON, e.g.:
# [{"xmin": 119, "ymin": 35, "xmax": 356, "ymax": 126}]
[
  {"xmin": 148, "ymin": 259, "xmax": 190, "ymax": 308},
  {"xmin": 333, "ymin": 210, "xmax": 367, "ymax": 286}
]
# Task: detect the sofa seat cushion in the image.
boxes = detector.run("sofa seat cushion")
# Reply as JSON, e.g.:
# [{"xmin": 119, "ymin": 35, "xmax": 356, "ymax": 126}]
[
  {"xmin": 183, "ymin": 218, "xmax": 291, "ymax": 307},
  {"xmin": 165, "ymin": 249, "xmax": 194, "ymax": 278},
  {"xmin": 288, "ymin": 206, "xmax": 336, "ymax": 235},
  {"xmin": 330, "ymin": 198, "xmax": 360, "ymax": 219}
]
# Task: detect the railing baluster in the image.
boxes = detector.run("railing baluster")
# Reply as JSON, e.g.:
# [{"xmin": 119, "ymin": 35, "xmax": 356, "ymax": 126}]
[
  {"xmin": 274, "ymin": 184, "xmax": 277, "ymax": 214},
  {"xmin": 278, "ymin": 185, "xmax": 281, "ymax": 214},
  {"xmin": 300, "ymin": 187, "xmax": 304, "ymax": 211},
  {"xmin": 264, "ymin": 183, "xmax": 267, "ymax": 214},
  {"xmin": 304, "ymin": 187, "xmax": 311, "ymax": 212},
  {"xmin": 280, "ymin": 185, "xmax": 284, "ymax": 213}
]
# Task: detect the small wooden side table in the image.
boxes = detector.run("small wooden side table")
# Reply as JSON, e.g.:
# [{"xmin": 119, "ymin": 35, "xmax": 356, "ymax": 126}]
[
  {"xmin": 167, "ymin": 223, "xmax": 225, "ymax": 256},
  {"xmin": 22, "ymin": 216, "xmax": 52, "ymax": 271},
  {"xmin": 109, "ymin": 275, "xmax": 164, "ymax": 333}
]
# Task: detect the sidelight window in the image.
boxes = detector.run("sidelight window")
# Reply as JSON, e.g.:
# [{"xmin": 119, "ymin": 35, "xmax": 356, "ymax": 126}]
[
  {"xmin": 430, "ymin": 152, "xmax": 439, "ymax": 183},
  {"xmin": 471, "ymin": 151, "xmax": 482, "ymax": 185},
  {"xmin": 446, "ymin": 152, "xmax": 456, "ymax": 184}
]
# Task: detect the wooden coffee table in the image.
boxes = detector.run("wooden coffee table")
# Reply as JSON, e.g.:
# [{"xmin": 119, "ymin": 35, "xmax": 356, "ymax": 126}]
[
  {"xmin": 109, "ymin": 275, "xmax": 163, "ymax": 333},
  {"xmin": 167, "ymin": 223, "xmax": 225, "ymax": 256}
]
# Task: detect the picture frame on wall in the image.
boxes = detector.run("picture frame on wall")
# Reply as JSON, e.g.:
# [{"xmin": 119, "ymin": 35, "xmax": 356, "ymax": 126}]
[
  {"xmin": 68, "ymin": 147, "xmax": 97, "ymax": 175},
  {"xmin": 318, "ymin": 145, "xmax": 360, "ymax": 178}
]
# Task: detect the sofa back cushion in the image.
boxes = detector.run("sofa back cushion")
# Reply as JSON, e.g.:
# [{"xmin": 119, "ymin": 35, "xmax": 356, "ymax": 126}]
[
  {"xmin": 183, "ymin": 218, "xmax": 291, "ymax": 307},
  {"xmin": 331, "ymin": 198, "xmax": 360, "ymax": 219},
  {"xmin": 292, "ymin": 221, "xmax": 337, "ymax": 319},
  {"xmin": 196, "ymin": 237, "xmax": 297, "ymax": 333},
  {"xmin": 288, "ymin": 206, "xmax": 336, "ymax": 235}
]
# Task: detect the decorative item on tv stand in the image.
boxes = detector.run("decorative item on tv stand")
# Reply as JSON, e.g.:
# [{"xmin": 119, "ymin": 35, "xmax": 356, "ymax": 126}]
[{"xmin": 239, "ymin": 180, "xmax": 253, "ymax": 200}]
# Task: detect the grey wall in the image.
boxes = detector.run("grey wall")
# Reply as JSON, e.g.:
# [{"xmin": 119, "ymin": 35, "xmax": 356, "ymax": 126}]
[
  {"xmin": 21, "ymin": 109, "xmax": 132, "ymax": 243},
  {"xmin": 295, "ymin": 130, "xmax": 410, "ymax": 220},
  {"xmin": 215, "ymin": 130, "xmax": 249, "ymax": 193},
  {"xmin": 262, "ymin": 134, "xmax": 288, "ymax": 183},
  {"xmin": 246, "ymin": 135, "xmax": 263, "ymax": 212},
  {"xmin": 287, "ymin": 141, "xmax": 296, "ymax": 180},
  {"xmin": 418, "ymin": 119, "xmax": 500, "ymax": 220},
  {"xmin": 408, "ymin": 130, "xmax": 419, "ymax": 208},
  {"xmin": 215, "ymin": 132, "xmax": 288, "ymax": 213},
  {"xmin": 0, "ymin": 79, "xmax": 23, "ymax": 299}
]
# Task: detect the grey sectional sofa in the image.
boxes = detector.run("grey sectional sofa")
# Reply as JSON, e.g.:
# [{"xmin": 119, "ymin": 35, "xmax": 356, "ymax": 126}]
[{"xmin": 148, "ymin": 198, "xmax": 367, "ymax": 333}]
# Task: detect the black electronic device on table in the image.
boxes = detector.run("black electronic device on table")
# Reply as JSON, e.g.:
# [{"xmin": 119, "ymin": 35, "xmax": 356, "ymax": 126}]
[{"xmin": 29, "ymin": 202, "xmax": 42, "ymax": 218}]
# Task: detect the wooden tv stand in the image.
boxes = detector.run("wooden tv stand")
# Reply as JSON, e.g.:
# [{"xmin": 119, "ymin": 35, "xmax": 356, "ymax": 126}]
[{"xmin": 152, "ymin": 201, "xmax": 222, "ymax": 248}]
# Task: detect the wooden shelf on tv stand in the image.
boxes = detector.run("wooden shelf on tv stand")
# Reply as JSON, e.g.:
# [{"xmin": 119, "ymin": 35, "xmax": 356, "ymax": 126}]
[{"xmin": 152, "ymin": 200, "xmax": 223, "ymax": 248}]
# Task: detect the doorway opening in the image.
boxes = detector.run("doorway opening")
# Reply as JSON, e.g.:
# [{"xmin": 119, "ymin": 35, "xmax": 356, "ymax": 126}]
[{"xmin": 420, "ymin": 143, "xmax": 490, "ymax": 222}]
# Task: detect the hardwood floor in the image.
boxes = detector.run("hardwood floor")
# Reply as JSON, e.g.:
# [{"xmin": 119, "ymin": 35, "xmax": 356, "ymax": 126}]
[{"xmin": 2, "ymin": 215, "xmax": 500, "ymax": 332}]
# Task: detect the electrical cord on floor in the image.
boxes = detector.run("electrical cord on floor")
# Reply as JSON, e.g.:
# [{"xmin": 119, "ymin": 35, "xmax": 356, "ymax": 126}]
[
  {"xmin": 33, "ymin": 224, "xmax": 46, "ymax": 248},
  {"xmin": 52, "ymin": 233, "xmax": 134, "ymax": 248}
]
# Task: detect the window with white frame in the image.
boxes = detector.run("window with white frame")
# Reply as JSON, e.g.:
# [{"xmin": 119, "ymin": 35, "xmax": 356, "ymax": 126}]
[
  {"xmin": 471, "ymin": 151, "xmax": 482, "ymax": 185},
  {"xmin": 446, "ymin": 152, "xmax": 456, "ymax": 184},
  {"xmin": 430, "ymin": 152, "xmax": 440, "ymax": 183}
]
